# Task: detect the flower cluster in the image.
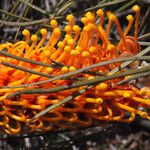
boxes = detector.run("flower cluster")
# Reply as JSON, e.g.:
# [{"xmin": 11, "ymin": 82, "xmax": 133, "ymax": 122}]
[{"xmin": 0, "ymin": 5, "xmax": 149, "ymax": 135}]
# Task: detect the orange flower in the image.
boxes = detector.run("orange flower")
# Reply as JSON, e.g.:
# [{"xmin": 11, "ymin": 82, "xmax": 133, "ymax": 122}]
[{"xmin": 0, "ymin": 5, "xmax": 149, "ymax": 135}]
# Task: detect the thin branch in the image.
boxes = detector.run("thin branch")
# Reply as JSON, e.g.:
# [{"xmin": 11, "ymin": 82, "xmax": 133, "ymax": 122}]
[
  {"xmin": 14, "ymin": 0, "xmax": 34, "ymax": 41},
  {"xmin": 55, "ymin": 0, "xmax": 66, "ymax": 8},
  {"xmin": 6, "ymin": 65, "xmax": 150, "ymax": 98},
  {"xmin": 2, "ymin": 61, "xmax": 53, "ymax": 78},
  {"xmin": 19, "ymin": 0, "xmax": 50, "ymax": 16},
  {"xmin": 55, "ymin": 0, "xmax": 73, "ymax": 16},
  {"xmin": 0, "ymin": 50, "xmax": 59, "ymax": 68},
  {"xmin": 139, "ymin": 42, "xmax": 150, "ymax": 46},
  {"xmin": 115, "ymin": 0, "xmax": 136, "ymax": 13},
  {"xmin": 117, "ymin": 71, "xmax": 150, "ymax": 85},
  {"xmin": 0, "ymin": 15, "xmax": 63, "ymax": 27},
  {"xmin": 109, "ymin": 46, "xmax": 150, "ymax": 75},
  {"xmin": 28, "ymin": 85, "xmax": 93, "ymax": 124},
  {"xmin": 139, "ymin": 7, "xmax": 150, "ymax": 33},
  {"xmin": 0, "ymin": 9, "xmax": 30, "ymax": 21},
  {"xmin": 5, "ymin": 55, "xmax": 150, "ymax": 88},
  {"xmin": 138, "ymin": 33, "xmax": 150, "ymax": 40},
  {"xmin": 85, "ymin": 0, "xmax": 127, "ymax": 12},
  {"xmin": 5, "ymin": 0, "xmax": 21, "ymax": 21},
  {"xmin": 0, "ymin": 18, "xmax": 49, "ymax": 27}
]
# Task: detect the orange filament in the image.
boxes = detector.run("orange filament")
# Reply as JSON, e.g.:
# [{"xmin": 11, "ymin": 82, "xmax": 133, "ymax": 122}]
[
  {"xmin": 96, "ymin": 9, "xmax": 104, "ymax": 26},
  {"xmin": 124, "ymin": 15, "xmax": 134, "ymax": 36},
  {"xmin": 132, "ymin": 5, "xmax": 140, "ymax": 40}
]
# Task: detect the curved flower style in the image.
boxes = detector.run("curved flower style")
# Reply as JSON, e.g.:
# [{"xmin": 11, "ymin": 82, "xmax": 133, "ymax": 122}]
[{"xmin": 0, "ymin": 5, "xmax": 150, "ymax": 135}]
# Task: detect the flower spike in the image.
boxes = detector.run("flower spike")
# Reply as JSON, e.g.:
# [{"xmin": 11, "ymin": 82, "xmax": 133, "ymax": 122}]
[{"xmin": 0, "ymin": 5, "xmax": 149, "ymax": 135}]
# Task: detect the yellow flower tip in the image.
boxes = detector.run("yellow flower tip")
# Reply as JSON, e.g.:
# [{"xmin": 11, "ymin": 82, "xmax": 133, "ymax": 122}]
[
  {"xmin": 96, "ymin": 9, "xmax": 104, "ymax": 16},
  {"xmin": 88, "ymin": 76, "xmax": 95, "ymax": 80},
  {"xmin": 81, "ymin": 17, "xmax": 87, "ymax": 25},
  {"xmin": 40, "ymin": 28, "xmax": 47, "ymax": 35},
  {"xmin": 22, "ymin": 29, "xmax": 30, "ymax": 36},
  {"xmin": 86, "ymin": 13, "xmax": 95, "ymax": 23},
  {"xmin": 53, "ymin": 28, "xmax": 61, "ymax": 36},
  {"xmin": 31, "ymin": 34, "xmax": 38, "ymax": 42},
  {"xmin": 85, "ymin": 12, "xmax": 92, "ymax": 17},
  {"xmin": 67, "ymin": 39, "xmax": 75, "ymax": 46},
  {"xmin": 75, "ymin": 95, "xmax": 82, "ymax": 101},
  {"xmin": 123, "ymin": 92, "xmax": 132, "ymax": 98},
  {"xmin": 44, "ymin": 50, "xmax": 51, "ymax": 57},
  {"xmin": 85, "ymin": 98, "xmax": 103, "ymax": 104},
  {"xmin": 61, "ymin": 66, "xmax": 69, "ymax": 73},
  {"xmin": 45, "ymin": 67, "xmax": 53, "ymax": 74},
  {"xmin": 73, "ymin": 25, "xmax": 80, "ymax": 33},
  {"xmin": 96, "ymin": 82, "xmax": 108, "ymax": 92},
  {"xmin": 71, "ymin": 50, "xmax": 79, "ymax": 55},
  {"xmin": 65, "ymin": 34, "xmax": 72, "ymax": 40},
  {"xmin": 69, "ymin": 66, "xmax": 76, "ymax": 72},
  {"xmin": 36, "ymin": 97, "xmax": 47, "ymax": 106},
  {"xmin": 64, "ymin": 25, "xmax": 72, "ymax": 33},
  {"xmin": 107, "ymin": 72, "xmax": 112, "ymax": 76},
  {"xmin": 140, "ymin": 112, "xmax": 147, "ymax": 118},
  {"xmin": 82, "ymin": 51, "xmax": 90, "ymax": 57},
  {"xmin": 89, "ymin": 46, "xmax": 96, "ymax": 53},
  {"xmin": 106, "ymin": 11, "xmax": 112, "ymax": 17},
  {"xmin": 126, "ymin": 15, "xmax": 133, "ymax": 21},
  {"xmin": 84, "ymin": 24, "xmax": 94, "ymax": 32},
  {"xmin": 96, "ymin": 98, "xmax": 103, "ymax": 104},
  {"xmin": 108, "ymin": 13, "xmax": 116, "ymax": 21},
  {"xmin": 50, "ymin": 19, "xmax": 58, "ymax": 28},
  {"xmin": 75, "ymin": 46, "xmax": 82, "ymax": 52},
  {"xmin": 66, "ymin": 14, "xmax": 74, "ymax": 24},
  {"xmin": 124, "ymin": 75, "xmax": 132, "ymax": 80},
  {"xmin": 132, "ymin": 5, "xmax": 140, "ymax": 12},
  {"xmin": 83, "ymin": 25, "xmax": 90, "ymax": 32},
  {"xmin": 107, "ymin": 44, "xmax": 115, "ymax": 51},
  {"xmin": 85, "ymin": 98, "xmax": 95, "ymax": 103},
  {"xmin": 64, "ymin": 45, "xmax": 71, "ymax": 52},
  {"xmin": 57, "ymin": 41, "xmax": 64, "ymax": 49}
]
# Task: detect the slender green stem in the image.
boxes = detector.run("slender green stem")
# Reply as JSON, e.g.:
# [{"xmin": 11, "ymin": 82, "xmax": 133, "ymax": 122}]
[
  {"xmin": 6, "ymin": 65, "xmax": 150, "ymax": 98},
  {"xmin": 2, "ymin": 61, "xmax": 53, "ymax": 78},
  {"xmin": 19, "ymin": 0, "xmax": 50, "ymax": 16},
  {"xmin": 6, "ymin": 55, "xmax": 150, "ymax": 88},
  {"xmin": 0, "ymin": 9, "xmax": 30, "ymax": 21},
  {"xmin": 55, "ymin": 0, "xmax": 73, "ymax": 16},
  {"xmin": 0, "ymin": 50, "xmax": 58, "ymax": 68},
  {"xmin": 55, "ymin": 0, "xmax": 66, "ymax": 8},
  {"xmin": 117, "ymin": 71, "xmax": 150, "ymax": 85},
  {"xmin": 28, "ymin": 85, "xmax": 93, "ymax": 123},
  {"xmin": 139, "ymin": 7, "xmax": 150, "ymax": 32},
  {"xmin": 0, "ymin": 18, "xmax": 48, "ymax": 27},
  {"xmin": 14, "ymin": 0, "xmax": 34, "ymax": 41},
  {"xmin": 5, "ymin": 0, "xmax": 21, "ymax": 21},
  {"xmin": 0, "ymin": 15, "xmax": 63, "ymax": 27},
  {"xmin": 85, "ymin": 0, "xmax": 127, "ymax": 11},
  {"xmin": 115, "ymin": 0, "xmax": 136, "ymax": 13},
  {"xmin": 109, "ymin": 46, "xmax": 150, "ymax": 75},
  {"xmin": 139, "ymin": 42, "xmax": 150, "ymax": 46},
  {"xmin": 138, "ymin": 33, "xmax": 150, "ymax": 40}
]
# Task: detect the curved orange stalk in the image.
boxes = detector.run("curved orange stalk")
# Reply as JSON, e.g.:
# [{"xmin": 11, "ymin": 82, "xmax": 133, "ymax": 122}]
[
  {"xmin": 96, "ymin": 9, "xmax": 104, "ymax": 26},
  {"xmin": 132, "ymin": 5, "xmax": 140, "ymax": 40}
]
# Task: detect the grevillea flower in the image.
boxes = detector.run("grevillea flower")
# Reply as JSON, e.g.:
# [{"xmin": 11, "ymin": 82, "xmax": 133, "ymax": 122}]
[{"xmin": 0, "ymin": 5, "xmax": 150, "ymax": 135}]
